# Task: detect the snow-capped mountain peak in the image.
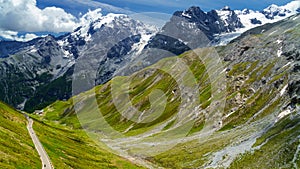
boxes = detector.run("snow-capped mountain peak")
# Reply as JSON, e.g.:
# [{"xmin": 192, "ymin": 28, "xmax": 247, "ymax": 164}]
[
  {"xmin": 210, "ymin": 1, "xmax": 300, "ymax": 45},
  {"xmin": 93, "ymin": 13, "xmax": 126, "ymax": 28},
  {"xmin": 71, "ymin": 12, "xmax": 157, "ymax": 42},
  {"xmin": 79, "ymin": 8, "xmax": 103, "ymax": 26},
  {"xmin": 216, "ymin": 6, "xmax": 238, "ymax": 27},
  {"xmin": 71, "ymin": 13, "xmax": 127, "ymax": 42},
  {"xmin": 221, "ymin": 6, "xmax": 231, "ymax": 11},
  {"xmin": 264, "ymin": 4, "xmax": 282, "ymax": 12},
  {"xmin": 56, "ymin": 10, "xmax": 158, "ymax": 60},
  {"xmin": 241, "ymin": 9, "xmax": 253, "ymax": 15},
  {"xmin": 235, "ymin": 0, "xmax": 300, "ymax": 33},
  {"xmin": 262, "ymin": 4, "xmax": 291, "ymax": 19}
]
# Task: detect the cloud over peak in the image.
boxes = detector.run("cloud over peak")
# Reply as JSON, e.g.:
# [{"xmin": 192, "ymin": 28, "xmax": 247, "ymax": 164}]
[
  {"xmin": 0, "ymin": 0, "xmax": 127, "ymax": 41},
  {"xmin": 0, "ymin": 0, "xmax": 77, "ymax": 33}
]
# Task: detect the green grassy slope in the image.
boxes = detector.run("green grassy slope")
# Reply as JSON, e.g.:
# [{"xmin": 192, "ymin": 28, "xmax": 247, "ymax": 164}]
[
  {"xmin": 42, "ymin": 50, "xmax": 212, "ymax": 136},
  {"xmin": 0, "ymin": 102, "xmax": 41, "ymax": 169},
  {"xmin": 31, "ymin": 116, "xmax": 144, "ymax": 169},
  {"xmin": 0, "ymin": 101, "xmax": 142, "ymax": 168}
]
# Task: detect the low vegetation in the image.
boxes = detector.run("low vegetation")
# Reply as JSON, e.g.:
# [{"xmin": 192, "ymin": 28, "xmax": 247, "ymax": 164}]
[
  {"xmin": 0, "ymin": 102, "xmax": 41, "ymax": 169},
  {"xmin": 31, "ymin": 116, "xmax": 143, "ymax": 169}
]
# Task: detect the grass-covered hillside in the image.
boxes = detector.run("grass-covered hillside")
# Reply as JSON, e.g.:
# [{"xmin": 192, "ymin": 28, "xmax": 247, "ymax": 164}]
[
  {"xmin": 0, "ymin": 101, "xmax": 143, "ymax": 168},
  {"xmin": 0, "ymin": 102, "xmax": 41, "ymax": 169},
  {"xmin": 30, "ymin": 115, "xmax": 144, "ymax": 169}
]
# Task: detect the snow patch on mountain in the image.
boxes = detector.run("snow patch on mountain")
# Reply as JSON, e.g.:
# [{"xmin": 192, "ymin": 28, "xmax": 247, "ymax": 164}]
[
  {"xmin": 277, "ymin": 47, "xmax": 283, "ymax": 57},
  {"xmin": 181, "ymin": 12, "xmax": 192, "ymax": 19},
  {"xmin": 280, "ymin": 84, "xmax": 289, "ymax": 96},
  {"xmin": 131, "ymin": 33, "xmax": 154, "ymax": 55},
  {"xmin": 93, "ymin": 13, "xmax": 126, "ymax": 29},
  {"xmin": 70, "ymin": 10, "xmax": 157, "ymax": 43},
  {"xmin": 277, "ymin": 109, "xmax": 291, "ymax": 120},
  {"xmin": 282, "ymin": 0, "xmax": 300, "ymax": 14},
  {"xmin": 216, "ymin": 6, "xmax": 235, "ymax": 27}
]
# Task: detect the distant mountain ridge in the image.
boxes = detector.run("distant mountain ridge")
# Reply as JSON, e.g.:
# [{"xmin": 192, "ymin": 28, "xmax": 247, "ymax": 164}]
[{"xmin": 236, "ymin": 0, "xmax": 300, "ymax": 32}]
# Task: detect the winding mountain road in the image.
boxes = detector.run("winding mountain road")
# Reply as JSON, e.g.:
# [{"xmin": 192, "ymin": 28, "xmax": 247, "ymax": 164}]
[{"xmin": 26, "ymin": 115, "xmax": 53, "ymax": 169}]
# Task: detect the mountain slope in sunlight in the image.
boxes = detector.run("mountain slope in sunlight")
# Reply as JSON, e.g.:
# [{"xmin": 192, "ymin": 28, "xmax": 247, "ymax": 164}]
[{"xmin": 0, "ymin": 102, "xmax": 41, "ymax": 168}]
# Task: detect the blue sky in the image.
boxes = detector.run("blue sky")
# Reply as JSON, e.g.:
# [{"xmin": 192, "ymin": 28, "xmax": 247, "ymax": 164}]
[
  {"xmin": 37, "ymin": 0, "xmax": 293, "ymax": 15},
  {"xmin": 95, "ymin": 0, "xmax": 292, "ymax": 13}
]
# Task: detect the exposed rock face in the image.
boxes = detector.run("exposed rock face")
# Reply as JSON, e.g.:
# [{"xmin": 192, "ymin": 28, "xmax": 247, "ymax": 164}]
[
  {"xmin": 174, "ymin": 6, "xmax": 243, "ymax": 39},
  {"xmin": 286, "ymin": 47, "xmax": 300, "ymax": 106},
  {"xmin": 143, "ymin": 6, "xmax": 243, "ymax": 55},
  {"xmin": 250, "ymin": 18, "xmax": 262, "ymax": 25}
]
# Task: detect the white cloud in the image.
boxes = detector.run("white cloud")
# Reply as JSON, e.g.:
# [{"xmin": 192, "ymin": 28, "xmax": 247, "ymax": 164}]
[
  {"xmin": 19, "ymin": 33, "xmax": 39, "ymax": 41},
  {"xmin": 0, "ymin": 30, "xmax": 18, "ymax": 40},
  {"xmin": 70, "ymin": 0, "xmax": 132, "ymax": 14},
  {"xmin": 0, "ymin": 30, "xmax": 40, "ymax": 41},
  {"xmin": 0, "ymin": 0, "xmax": 77, "ymax": 33},
  {"xmin": 79, "ymin": 8, "xmax": 103, "ymax": 26}
]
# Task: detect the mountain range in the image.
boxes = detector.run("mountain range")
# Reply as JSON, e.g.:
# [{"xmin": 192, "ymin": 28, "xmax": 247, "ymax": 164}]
[{"xmin": 0, "ymin": 1, "xmax": 299, "ymax": 112}]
